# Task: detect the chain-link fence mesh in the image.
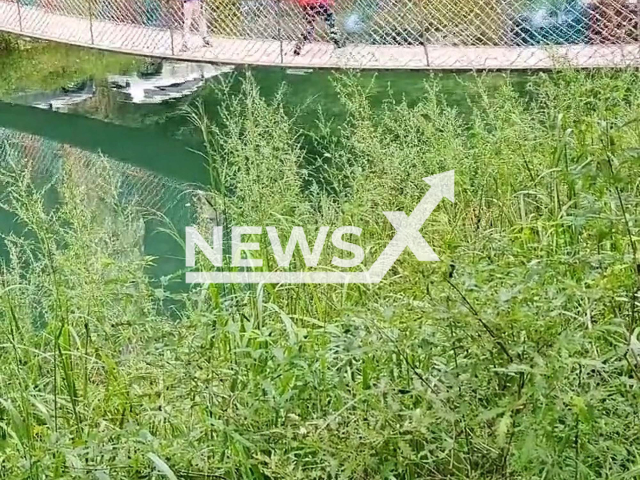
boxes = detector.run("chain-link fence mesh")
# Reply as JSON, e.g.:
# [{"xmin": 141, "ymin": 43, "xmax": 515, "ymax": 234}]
[
  {"xmin": 1, "ymin": 0, "xmax": 639, "ymax": 68},
  {"xmin": 0, "ymin": 128, "xmax": 197, "ymax": 217},
  {"xmin": 0, "ymin": 127, "xmax": 201, "ymax": 286}
]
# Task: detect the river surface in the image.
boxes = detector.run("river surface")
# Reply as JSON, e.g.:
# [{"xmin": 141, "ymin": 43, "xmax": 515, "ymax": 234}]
[{"xmin": 0, "ymin": 59, "xmax": 529, "ymax": 291}]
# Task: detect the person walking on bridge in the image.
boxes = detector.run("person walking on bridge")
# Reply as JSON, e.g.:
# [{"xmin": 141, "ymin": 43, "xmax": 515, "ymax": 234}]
[
  {"xmin": 180, "ymin": 0, "xmax": 213, "ymax": 51},
  {"xmin": 293, "ymin": 0, "xmax": 344, "ymax": 56}
]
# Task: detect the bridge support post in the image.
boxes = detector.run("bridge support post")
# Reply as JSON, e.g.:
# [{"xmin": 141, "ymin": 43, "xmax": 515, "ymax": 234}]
[
  {"xmin": 422, "ymin": 32, "xmax": 430, "ymax": 67},
  {"xmin": 87, "ymin": 0, "xmax": 95, "ymax": 44},
  {"xmin": 277, "ymin": 0, "xmax": 283, "ymax": 64},
  {"xmin": 15, "ymin": 0, "xmax": 23, "ymax": 31},
  {"xmin": 636, "ymin": 0, "xmax": 639, "ymax": 45}
]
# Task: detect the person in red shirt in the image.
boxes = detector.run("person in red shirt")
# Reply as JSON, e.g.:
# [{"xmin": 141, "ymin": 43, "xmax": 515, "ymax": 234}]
[{"xmin": 293, "ymin": 0, "xmax": 344, "ymax": 55}]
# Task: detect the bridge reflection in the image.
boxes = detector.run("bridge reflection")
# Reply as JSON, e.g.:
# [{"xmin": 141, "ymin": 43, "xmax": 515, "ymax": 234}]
[{"xmin": 0, "ymin": 101, "xmax": 209, "ymax": 184}]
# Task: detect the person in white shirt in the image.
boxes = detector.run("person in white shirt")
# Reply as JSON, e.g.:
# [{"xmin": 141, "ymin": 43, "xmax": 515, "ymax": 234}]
[{"xmin": 180, "ymin": 0, "xmax": 212, "ymax": 51}]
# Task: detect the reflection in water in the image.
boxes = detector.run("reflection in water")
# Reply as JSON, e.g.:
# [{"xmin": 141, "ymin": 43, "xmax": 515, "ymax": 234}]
[
  {"xmin": 0, "ymin": 101, "xmax": 209, "ymax": 183},
  {"xmin": 0, "ymin": 127, "xmax": 194, "ymax": 212},
  {"xmin": 0, "ymin": 58, "xmax": 532, "ymax": 301},
  {"xmin": 9, "ymin": 60, "xmax": 233, "ymax": 112},
  {"xmin": 109, "ymin": 61, "xmax": 233, "ymax": 104},
  {"xmin": 0, "ymin": 127, "xmax": 198, "ymax": 288},
  {"xmin": 10, "ymin": 81, "xmax": 96, "ymax": 112}
]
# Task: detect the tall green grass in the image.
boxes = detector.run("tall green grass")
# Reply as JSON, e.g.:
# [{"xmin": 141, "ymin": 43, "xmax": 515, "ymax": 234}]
[{"xmin": 1, "ymin": 69, "xmax": 640, "ymax": 479}]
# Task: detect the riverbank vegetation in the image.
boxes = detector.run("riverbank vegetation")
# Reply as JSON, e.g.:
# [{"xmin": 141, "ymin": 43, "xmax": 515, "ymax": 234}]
[
  {"xmin": 0, "ymin": 34, "xmax": 141, "ymax": 97},
  {"xmin": 1, "ymin": 69, "xmax": 639, "ymax": 479}
]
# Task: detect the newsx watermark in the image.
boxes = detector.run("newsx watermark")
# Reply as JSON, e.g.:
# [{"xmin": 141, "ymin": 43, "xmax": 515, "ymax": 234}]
[{"xmin": 185, "ymin": 171, "xmax": 454, "ymax": 284}]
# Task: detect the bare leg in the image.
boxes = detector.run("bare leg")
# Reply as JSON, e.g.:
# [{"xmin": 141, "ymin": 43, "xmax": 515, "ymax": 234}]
[
  {"xmin": 323, "ymin": 6, "xmax": 343, "ymax": 47},
  {"xmin": 196, "ymin": 0, "xmax": 211, "ymax": 43},
  {"xmin": 181, "ymin": 1, "xmax": 195, "ymax": 51},
  {"xmin": 294, "ymin": 5, "xmax": 317, "ymax": 55}
]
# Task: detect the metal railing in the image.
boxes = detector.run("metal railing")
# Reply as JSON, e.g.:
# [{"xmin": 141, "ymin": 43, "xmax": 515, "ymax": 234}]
[{"xmin": 1, "ymin": 0, "xmax": 639, "ymax": 68}]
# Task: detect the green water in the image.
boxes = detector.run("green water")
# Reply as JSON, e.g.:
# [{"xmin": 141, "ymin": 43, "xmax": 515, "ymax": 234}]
[
  {"xmin": 2, "ymin": 67, "xmax": 530, "ymax": 182},
  {"xmin": 0, "ymin": 61, "xmax": 530, "ymax": 292}
]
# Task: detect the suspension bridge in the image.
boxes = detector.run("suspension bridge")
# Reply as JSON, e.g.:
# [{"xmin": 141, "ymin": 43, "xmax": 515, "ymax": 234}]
[{"xmin": 1, "ymin": 0, "xmax": 639, "ymax": 69}]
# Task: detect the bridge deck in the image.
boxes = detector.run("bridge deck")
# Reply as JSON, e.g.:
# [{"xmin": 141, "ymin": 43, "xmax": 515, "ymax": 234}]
[{"xmin": 1, "ymin": 0, "xmax": 640, "ymax": 70}]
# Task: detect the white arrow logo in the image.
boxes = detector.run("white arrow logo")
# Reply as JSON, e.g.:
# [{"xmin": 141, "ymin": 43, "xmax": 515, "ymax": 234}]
[{"xmin": 186, "ymin": 170, "xmax": 454, "ymax": 284}]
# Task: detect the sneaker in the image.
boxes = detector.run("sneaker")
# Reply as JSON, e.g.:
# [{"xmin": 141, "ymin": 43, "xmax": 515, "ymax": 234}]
[{"xmin": 202, "ymin": 36, "xmax": 213, "ymax": 47}]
